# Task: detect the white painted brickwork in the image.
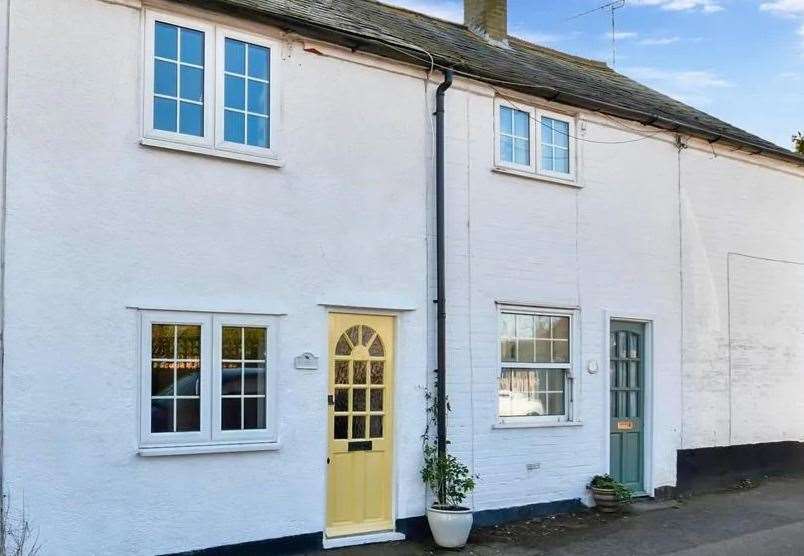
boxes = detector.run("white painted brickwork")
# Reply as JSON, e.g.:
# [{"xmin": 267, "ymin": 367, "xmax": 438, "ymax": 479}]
[{"xmin": 0, "ymin": 1, "xmax": 802, "ymax": 554}]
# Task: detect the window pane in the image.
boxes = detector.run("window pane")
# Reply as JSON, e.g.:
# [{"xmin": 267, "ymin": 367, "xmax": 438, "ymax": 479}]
[
  {"xmin": 548, "ymin": 369, "xmax": 565, "ymax": 391},
  {"xmin": 334, "ymin": 389, "xmax": 348, "ymax": 412},
  {"xmin": 353, "ymin": 361, "xmax": 367, "ymax": 384},
  {"xmin": 499, "ymin": 369, "xmax": 547, "ymax": 417},
  {"xmin": 154, "ymin": 60, "xmax": 177, "ymax": 96},
  {"xmin": 222, "ymin": 398, "xmax": 241, "ymax": 430},
  {"xmin": 244, "ymin": 397, "xmax": 266, "ymax": 429},
  {"xmin": 370, "ymin": 389, "xmax": 383, "ymax": 411},
  {"xmin": 179, "ymin": 102, "xmax": 203, "ymax": 136},
  {"xmin": 222, "ymin": 327, "xmax": 241, "ymax": 359},
  {"xmin": 244, "ymin": 362, "xmax": 266, "ymax": 395},
  {"xmin": 334, "ymin": 416, "xmax": 348, "ymax": 439},
  {"xmin": 555, "ymin": 148, "xmax": 570, "ymax": 173},
  {"xmin": 500, "ymin": 106, "xmax": 513, "ymax": 134},
  {"xmin": 179, "ymin": 66, "xmax": 203, "ymax": 102},
  {"xmin": 517, "ymin": 339, "xmax": 534, "ymax": 363},
  {"xmin": 176, "ymin": 399, "xmax": 200, "ymax": 432},
  {"xmin": 151, "ymin": 399, "xmax": 174, "ymax": 433},
  {"xmin": 155, "ymin": 22, "xmax": 178, "ymax": 60},
  {"xmin": 180, "ymin": 28, "xmax": 204, "ymax": 66},
  {"xmin": 535, "ymin": 316, "xmax": 551, "ymax": 339},
  {"xmin": 541, "ymin": 119, "xmax": 553, "ymax": 144},
  {"xmin": 533, "ymin": 340, "xmax": 550, "ymax": 363},
  {"xmin": 513, "ymin": 138, "xmax": 530, "ymax": 166},
  {"xmin": 542, "ymin": 145, "xmax": 554, "ymax": 172},
  {"xmin": 154, "ymin": 98, "xmax": 177, "ymax": 132},
  {"xmin": 548, "ymin": 392, "xmax": 565, "ymax": 415},
  {"xmin": 552, "ymin": 317, "xmax": 570, "ymax": 340},
  {"xmin": 244, "ymin": 328, "xmax": 266, "ymax": 359},
  {"xmin": 500, "ymin": 313, "xmax": 516, "ymax": 337},
  {"xmin": 352, "ymin": 389, "xmax": 366, "ymax": 411},
  {"xmin": 352, "ymin": 415, "xmax": 366, "ymax": 439},
  {"xmin": 152, "ymin": 324, "xmax": 174, "ymax": 359},
  {"xmin": 552, "ymin": 119, "xmax": 570, "ymax": 147},
  {"xmin": 248, "ymin": 80, "xmax": 269, "ymax": 115},
  {"xmin": 176, "ymin": 361, "xmax": 200, "ymax": 396},
  {"xmin": 247, "ymin": 115, "xmax": 269, "ymax": 148},
  {"xmin": 222, "ymin": 362, "xmax": 242, "ymax": 395},
  {"xmin": 151, "ymin": 361, "xmax": 174, "ymax": 396},
  {"xmin": 516, "ymin": 314, "xmax": 534, "ymax": 339},
  {"xmin": 500, "ymin": 135, "xmax": 513, "ymax": 163},
  {"xmin": 176, "ymin": 325, "xmax": 201, "ymax": 358},
  {"xmin": 225, "ymin": 75, "xmax": 245, "ymax": 110},
  {"xmin": 514, "ymin": 110, "xmax": 529, "ymax": 137},
  {"xmin": 370, "ymin": 361, "xmax": 384, "ymax": 385},
  {"xmin": 552, "ymin": 340, "xmax": 569, "ymax": 363},
  {"xmin": 225, "ymin": 38, "xmax": 246, "ymax": 74},
  {"xmin": 224, "ymin": 110, "xmax": 245, "ymax": 143},
  {"xmin": 248, "ymin": 45, "xmax": 270, "ymax": 80},
  {"xmin": 370, "ymin": 415, "xmax": 383, "ymax": 438},
  {"xmin": 334, "ymin": 360, "xmax": 349, "ymax": 384}
]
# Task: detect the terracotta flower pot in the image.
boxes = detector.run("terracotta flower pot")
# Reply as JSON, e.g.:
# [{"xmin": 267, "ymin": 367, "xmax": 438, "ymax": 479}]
[{"xmin": 591, "ymin": 486, "xmax": 621, "ymax": 513}]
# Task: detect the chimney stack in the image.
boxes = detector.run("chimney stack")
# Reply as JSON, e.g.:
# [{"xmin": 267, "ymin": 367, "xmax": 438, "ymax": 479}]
[{"xmin": 464, "ymin": 0, "xmax": 508, "ymax": 45}]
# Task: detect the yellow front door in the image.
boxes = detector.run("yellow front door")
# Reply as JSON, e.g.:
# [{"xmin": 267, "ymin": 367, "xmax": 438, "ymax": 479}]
[{"xmin": 326, "ymin": 313, "xmax": 394, "ymax": 538}]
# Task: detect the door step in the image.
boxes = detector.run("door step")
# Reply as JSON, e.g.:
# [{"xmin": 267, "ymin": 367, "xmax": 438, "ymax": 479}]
[{"xmin": 322, "ymin": 531, "xmax": 406, "ymax": 549}]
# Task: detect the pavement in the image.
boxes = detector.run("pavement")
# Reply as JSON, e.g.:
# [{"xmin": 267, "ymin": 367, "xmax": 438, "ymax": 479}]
[{"xmin": 320, "ymin": 474, "xmax": 804, "ymax": 555}]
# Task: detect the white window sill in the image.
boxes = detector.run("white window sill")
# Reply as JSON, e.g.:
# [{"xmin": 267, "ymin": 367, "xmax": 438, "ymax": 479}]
[
  {"xmin": 140, "ymin": 137, "xmax": 284, "ymax": 168},
  {"xmin": 138, "ymin": 441, "xmax": 281, "ymax": 457},
  {"xmin": 492, "ymin": 420, "xmax": 583, "ymax": 430},
  {"xmin": 492, "ymin": 166, "xmax": 579, "ymax": 188}
]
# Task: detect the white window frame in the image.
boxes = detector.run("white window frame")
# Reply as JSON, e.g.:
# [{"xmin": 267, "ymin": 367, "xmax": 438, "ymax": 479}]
[
  {"xmin": 496, "ymin": 305, "xmax": 579, "ymax": 426},
  {"xmin": 139, "ymin": 310, "xmax": 279, "ymax": 449},
  {"xmin": 212, "ymin": 314, "xmax": 279, "ymax": 443},
  {"xmin": 143, "ymin": 11, "xmax": 215, "ymax": 148},
  {"xmin": 537, "ymin": 110, "xmax": 576, "ymax": 181},
  {"xmin": 214, "ymin": 27, "xmax": 281, "ymax": 160},
  {"xmin": 142, "ymin": 10, "xmax": 281, "ymax": 164},
  {"xmin": 494, "ymin": 98, "xmax": 537, "ymax": 173}
]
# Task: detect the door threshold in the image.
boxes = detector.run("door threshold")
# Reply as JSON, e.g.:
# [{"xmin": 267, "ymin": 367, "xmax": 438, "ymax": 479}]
[{"xmin": 322, "ymin": 530, "xmax": 405, "ymax": 549}]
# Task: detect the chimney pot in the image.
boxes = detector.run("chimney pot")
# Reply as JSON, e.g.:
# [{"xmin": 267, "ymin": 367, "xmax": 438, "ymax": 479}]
[{"xmin": 464, "ymin": 0, "xmax": 508, "ymax": 44}]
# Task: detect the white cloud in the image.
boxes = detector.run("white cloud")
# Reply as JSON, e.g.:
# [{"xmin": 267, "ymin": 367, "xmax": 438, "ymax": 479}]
[
  {"xmin": 623, "ymin": 66, "xmax": 732, "ymax": 107},
  {"xmin": 629, "ymin": 0, "xmax": 724, "ymax": 13},
  {"xmin": 638, "ymin": 36, "xmax": 682, "ymax": 45},
  {"xmin": 602, "ymin": 31, "xmax": 639, "ymax": 40},
  {"xmin": 759, "ymin": 0, "xmax": 804, "ymax": 16},
  {"xmin": 380, "ymin": 0, "xmax": 462, "ymax": 22}
]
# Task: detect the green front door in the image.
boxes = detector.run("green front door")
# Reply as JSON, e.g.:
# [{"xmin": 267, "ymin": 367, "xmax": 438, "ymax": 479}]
[{"xmin": 609, "ymin": 321, "xmax": 645, "ymax": 493}]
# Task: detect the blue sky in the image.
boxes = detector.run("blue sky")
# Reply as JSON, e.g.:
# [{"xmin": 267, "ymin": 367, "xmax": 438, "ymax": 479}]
[{"xmin": 385, "ymin": 0, "xmax": 804, "ymax": 150}]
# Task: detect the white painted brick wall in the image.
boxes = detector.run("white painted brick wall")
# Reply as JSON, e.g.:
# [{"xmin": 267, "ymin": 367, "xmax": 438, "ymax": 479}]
[{"xmin": 1, "ymin": 0, "xmax": 803, "ymax": 554}]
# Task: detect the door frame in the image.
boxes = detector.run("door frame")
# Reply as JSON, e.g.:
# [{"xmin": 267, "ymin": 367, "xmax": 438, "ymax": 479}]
[
  {"xmin": 603, "ymin": 312, "xmax": 654, "ymax": 497},
  {"xmin": 323, "ymin": 309, "xmax": 400, "ymax": 540}
]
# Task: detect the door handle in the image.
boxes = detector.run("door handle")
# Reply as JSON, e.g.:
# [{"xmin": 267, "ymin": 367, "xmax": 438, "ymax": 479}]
[{"xmin": 327, "ymin": 394, "xmax": 334, "ymax": 406}]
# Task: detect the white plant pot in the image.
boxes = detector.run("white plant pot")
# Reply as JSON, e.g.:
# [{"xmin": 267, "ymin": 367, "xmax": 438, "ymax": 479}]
[{"xmin": 427, "ymin": 505, "xmax": 473, "ymax": 548}]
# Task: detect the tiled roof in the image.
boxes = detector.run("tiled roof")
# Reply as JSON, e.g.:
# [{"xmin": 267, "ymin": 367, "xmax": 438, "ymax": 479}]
[{"xmin": 173, "ymin": 0, "xmax": 803, "ymax": 165}]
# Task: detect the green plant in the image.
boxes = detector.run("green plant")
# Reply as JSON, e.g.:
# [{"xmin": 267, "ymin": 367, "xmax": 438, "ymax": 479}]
[
  {"xmin": 421, "ymin": 443, "xmax": 476, "ymax": 509},
  {"xmin": 420, "ymin": 387, "xmax": 476, "ymax": 509},
  {"xmin": 589, "ymin": 474, "xmax": 632, "ymax": 503}
]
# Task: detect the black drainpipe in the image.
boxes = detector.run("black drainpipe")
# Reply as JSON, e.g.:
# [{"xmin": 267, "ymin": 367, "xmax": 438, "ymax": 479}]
[{"xmin": 435, "ymin": 69, "xmax": 453, "ymax": 503}]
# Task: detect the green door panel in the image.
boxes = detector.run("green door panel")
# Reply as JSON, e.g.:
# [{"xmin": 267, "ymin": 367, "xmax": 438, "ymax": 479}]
[{"xmin": 609, "ymin": 320, "xmax": 645, "ymax": 493}]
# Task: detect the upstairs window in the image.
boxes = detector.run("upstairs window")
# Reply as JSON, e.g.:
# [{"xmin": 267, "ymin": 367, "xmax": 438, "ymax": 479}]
[
  {"xmin": 494, "ymin": 98, "xmax": 576, "ymax": 182},
  {"xmin": 153, "ymin": 22, "xmax": 205, "ymax": 136},
  {"xmin": 223, "ymin": 39, "xmax": 271, "ymax": 149},
  {"xmin": 540, "ymin": 117, "xmax": 571, "ymax": 175},
  {"xmin": 143, "ymin": 11, "xmax": 280, "ymax": 164},
  {"xmin": 499, "ymin": 105, "xmax": 531, "ymax": 167}
]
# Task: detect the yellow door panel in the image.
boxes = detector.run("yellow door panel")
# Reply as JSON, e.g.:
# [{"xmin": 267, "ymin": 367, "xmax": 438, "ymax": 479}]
[{"xmin": 326, "ymin": 313, "xmax": 394, "ymax": 538}]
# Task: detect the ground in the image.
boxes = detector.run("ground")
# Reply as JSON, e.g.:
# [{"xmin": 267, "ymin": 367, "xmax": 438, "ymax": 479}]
[{"xmin": 323, "ymin": 474, "xmax": 804, "ymax": 555}]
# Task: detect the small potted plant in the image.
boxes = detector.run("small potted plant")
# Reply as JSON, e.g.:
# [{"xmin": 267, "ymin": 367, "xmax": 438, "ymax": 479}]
[
  {"xmin": 421, "ymin": 443, "xmax": 476, "ymax": 548},
  {"xmin": 589, "ymin": 474, "xmax": 632, "ymax": 512}
]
